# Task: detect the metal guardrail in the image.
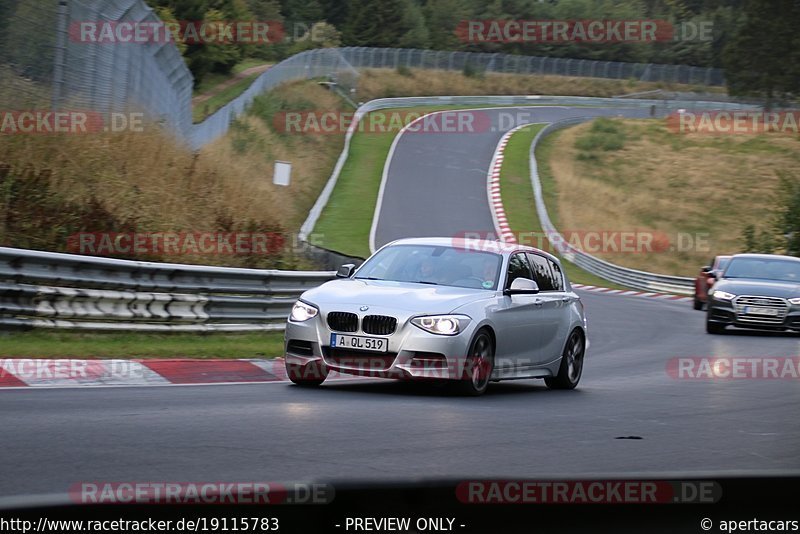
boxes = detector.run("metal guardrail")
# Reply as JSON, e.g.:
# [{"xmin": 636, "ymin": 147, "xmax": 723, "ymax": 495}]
[
  {"xmin": 527, "ymin": 118, "xmax": 695, "ymax": 295},
  {"xmin": 0, "ymin": 247, "xmax": 335, "ymax": 332},
  {"xmin": 193, "ymin": 48, "xmax": 728, "ymax": 149}
]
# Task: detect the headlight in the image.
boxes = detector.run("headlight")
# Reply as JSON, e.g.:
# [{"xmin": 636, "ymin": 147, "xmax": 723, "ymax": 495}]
[
  {"xmin": 711, "ymin": 290, "xmax": 736, "ymax": 301},
  {"xmin": 290, "ymin": 301, "xmax": 318, "ymax": 322},
  {"xmin": 789, "ymin": 298, "xmax": 800, "ymax": 305},
  {"xmin": 411, "ymin": 314, "xmax": 471, "ymax": 336}
]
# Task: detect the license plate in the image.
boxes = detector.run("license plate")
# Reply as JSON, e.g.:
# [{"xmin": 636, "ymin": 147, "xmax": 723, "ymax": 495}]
[
  {"xmin": 330, "ymin": 334, "xmax": 388, "ymax": 353},
  {"xmin": 744, "ymin": 306, "xmax": 779, "ymax": 316}
]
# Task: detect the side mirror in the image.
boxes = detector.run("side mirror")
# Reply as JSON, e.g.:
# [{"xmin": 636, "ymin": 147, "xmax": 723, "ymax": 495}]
[
  {"xmin": 336, "ymin": 264, "xmax": 356, "ymax": 278},
  {"xmin": 700, "ymin": 266, "xmax": 712, "ymax": 273},
  {"xmin": 503, "ymin": 277, "xmax": 540, "ymax": 295}
]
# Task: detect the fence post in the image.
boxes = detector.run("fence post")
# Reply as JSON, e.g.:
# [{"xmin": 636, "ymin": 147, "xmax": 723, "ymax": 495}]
[{"xmin": 51, "ymin": 0, "xmax": 69, "ymax": 111}]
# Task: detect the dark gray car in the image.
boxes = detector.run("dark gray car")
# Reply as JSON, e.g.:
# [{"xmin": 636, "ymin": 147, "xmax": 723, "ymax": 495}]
[{"xmin": 706, "ymin": 253, "xmax": 800, "ymax": 334}]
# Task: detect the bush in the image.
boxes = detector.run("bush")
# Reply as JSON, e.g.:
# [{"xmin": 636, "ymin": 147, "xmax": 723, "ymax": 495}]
[
  {"xmin": 462, "ymin": 62, "xmax": 484, "ymax": 79},
  {"xmin": 574, "ymin": 119, "xmax": 627, "ymax": 152}
]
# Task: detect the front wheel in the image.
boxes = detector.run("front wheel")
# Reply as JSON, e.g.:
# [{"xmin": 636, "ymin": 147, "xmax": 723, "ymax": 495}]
[
  {"xmin": 706, "ymin": 320, "xmax": 726, "ymax": 335},
  {"xmin": 545, "ymin": 330, "xmax": 585, "ymax": 390},
  {"xmin": 457, "ymin": 330, "xmax": 494, "ymax": 396},
  {"xmin": 286, "ymin": 360, "xmax": 329, "ymax": 386}
]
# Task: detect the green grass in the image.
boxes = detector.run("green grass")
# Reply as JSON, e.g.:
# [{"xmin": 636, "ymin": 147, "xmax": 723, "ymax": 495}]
[
  {"xmin": 499, "ymin": 124, "xmax": 629, "ymax": 290},
  {"xmin": 311, "ymin": 123, "xmax": 395, "ymax": 258},
  {"xmin": 193, "ymin": 72, "xmax": 263, "ymax": 123},
  {"xmin": 0, "ymin": 331, "xmax": 285, "ymax": 359}
]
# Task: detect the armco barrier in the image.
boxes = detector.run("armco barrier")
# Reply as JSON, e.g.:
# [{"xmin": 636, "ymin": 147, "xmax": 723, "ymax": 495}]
[
  {"xmin": 0, "ymin": 247, "xmax": 335, "ymax": 332},
  {"xmin": 528, "ymin": 118, "xmax": 694, "ymax": 295}
]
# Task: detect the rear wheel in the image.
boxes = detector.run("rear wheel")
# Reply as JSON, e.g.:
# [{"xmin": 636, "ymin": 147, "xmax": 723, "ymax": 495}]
[
  {"xmin": 545, "ymin": 330, "xmax": 585, "ymax": 390},
  {"xmin": 457, "ymin": 330, "xmax": 494, "ymax": 396},
  {"xmin": 286, "ymin": 360, "xmax": 328, "ymax": 386}
]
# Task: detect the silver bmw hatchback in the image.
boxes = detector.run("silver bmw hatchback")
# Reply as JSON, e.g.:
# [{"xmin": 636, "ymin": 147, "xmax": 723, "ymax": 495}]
[{"xmin": 284, "ymin": 237, "xmax": 587, "ymax": 395}]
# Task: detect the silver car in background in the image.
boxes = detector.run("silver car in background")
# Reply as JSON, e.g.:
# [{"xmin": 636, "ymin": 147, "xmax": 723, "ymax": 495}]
[{"xmin": 284, "ymin": 237, "xmax": 588, "ymax": 395}]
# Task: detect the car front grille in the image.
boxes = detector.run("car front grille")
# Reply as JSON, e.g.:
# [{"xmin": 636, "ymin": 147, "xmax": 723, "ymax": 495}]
[
  {"xmin": 327, "ymin": 311, "xmax": 358, "ymax": 332},
  {"xmin": 734, "ymin": 295, "xmax": 788, "ymax": 325},
  {"xmin": 362, "ymin": 315, "xmax": 397, "ymax": 335}
]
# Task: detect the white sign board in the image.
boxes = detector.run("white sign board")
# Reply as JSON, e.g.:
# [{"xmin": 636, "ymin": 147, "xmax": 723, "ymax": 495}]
[{"xmin": 273, "ymin": 161, "xmax": 291, "ymax": 186}]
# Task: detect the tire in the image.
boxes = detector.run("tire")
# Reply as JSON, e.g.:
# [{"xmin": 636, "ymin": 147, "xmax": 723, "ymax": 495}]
[
  {"xmin": 545, "ymin": 330, "xmax": 585, "ymax": 390},
  {"xmin": 693, "ymin": 298, "xmax": 703, "ymax": 310},
  {"xmin": 457, "ymin": 330, "xmax": 494, "ymax": 396},
  {"xmin": 286, "ymin": 360, "xmax": 329, "ymax": 386},
  {"xmin": 706, "ymin": 320, "xmax": 726, "ymax": 335}
]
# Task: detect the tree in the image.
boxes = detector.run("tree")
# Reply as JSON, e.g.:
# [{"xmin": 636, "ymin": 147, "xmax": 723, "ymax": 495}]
[
  {"xmin": 424, "ymin": 0, "xmax": 471, "ymax": 50},
  {"xmin": 722, "ymin": 0, "xmax": 800, "ymax": 107},
  {"xmin": 777, "ymin": 172, "xmax": 800, "ymax": 257},
  {"xmin": 344, "ymin": 0, "xmax": 427, "ymax": 47}
]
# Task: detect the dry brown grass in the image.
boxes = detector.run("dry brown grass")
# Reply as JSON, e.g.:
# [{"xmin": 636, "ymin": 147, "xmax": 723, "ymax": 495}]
[
  {"xmin": 356, "ymin": 68, "xmax": 724, "ymax": 101},
  {"xmin": 544, "ymin": 119, "xmax": 800, "ymax": 276},
  {"xmin": 0, "ymin": 81, "xmax": 345, "ymax": 267}
]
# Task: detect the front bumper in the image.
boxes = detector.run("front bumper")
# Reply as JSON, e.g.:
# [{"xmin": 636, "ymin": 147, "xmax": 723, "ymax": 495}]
[
  {"xmin": 707, "ymin": 298, "xmax": 800, "ymax": 331},
  {"xmin": 284, "ymin": 307, "xmax": 479, "ymax": 380}
]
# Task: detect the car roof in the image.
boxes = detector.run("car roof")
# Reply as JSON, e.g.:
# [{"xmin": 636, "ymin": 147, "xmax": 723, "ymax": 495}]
[
  {"xmin": 730, "ymin": 253, "xmax": 800, "ymax": 262},
  {"xmin": 384, "ymin": 237, "xmax": 558, "ymax": 262}
]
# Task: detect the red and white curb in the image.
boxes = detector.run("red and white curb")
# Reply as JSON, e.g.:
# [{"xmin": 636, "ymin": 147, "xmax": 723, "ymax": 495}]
[
  {"xmin": 0, "ymin": 358, "xmax": 361, "ymax": 389},
  {"xmin": 487, "ymin": 125, "xmax": 529, "ymax": 244},
  {"xmin": 487, "ymin": 127, "xmax": 692, "ymax": 305},
  {"xmin": 571, "ymin": 283, "xmax": 692, "ymax": 302}
]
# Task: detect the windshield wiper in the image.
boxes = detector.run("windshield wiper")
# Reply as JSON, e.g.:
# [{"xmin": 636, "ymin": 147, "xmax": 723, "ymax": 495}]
[
  {"xmin": 413, "ymin": 280, "xmax": 439, "ymax": 285},
  {"xmin": 354, "ymin": 276, "xmax": 383, "ymax": 281}
]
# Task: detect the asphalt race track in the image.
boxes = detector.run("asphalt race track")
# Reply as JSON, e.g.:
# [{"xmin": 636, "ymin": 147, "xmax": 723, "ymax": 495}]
[
  {"xmin": 2, "ymin": 105, "xmax": 799, "ymax": 499},
  {"xmin": 1, "ymin": 292, "xmax": 799, "ymax": 497},
  {"xmin": 372, "ymin": 105, "xmax": 653, "ymax": 250}
]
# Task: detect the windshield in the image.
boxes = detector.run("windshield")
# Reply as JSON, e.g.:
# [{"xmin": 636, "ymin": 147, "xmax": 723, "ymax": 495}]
[
  {"xmin": 723, "ymin": 257, "xmax": 800, "ymax": 282},
  {"xmin": 354, "ymin": 244, "xmax": 502, "ymax": 290}
]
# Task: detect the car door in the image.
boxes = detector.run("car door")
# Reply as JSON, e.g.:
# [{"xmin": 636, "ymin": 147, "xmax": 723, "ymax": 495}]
[
  {"xmin": 493, "ymin": 252, "xmax": 541, "ymax": 374},
  {"xmin": 526, "ymin": 253, "xmax": 572, "ymax": 364}
]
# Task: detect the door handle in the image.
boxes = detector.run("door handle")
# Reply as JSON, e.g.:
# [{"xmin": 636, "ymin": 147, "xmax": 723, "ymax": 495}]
[
  {"xmin": 533, "ymin": 298, "xmax": 544, "ymax": 307},
  {"xmin": 561, "ymin": 296, "xmax": 571, "ymax": 303}
]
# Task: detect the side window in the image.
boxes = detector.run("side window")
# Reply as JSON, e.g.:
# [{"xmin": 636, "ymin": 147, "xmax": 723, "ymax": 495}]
[
  {"xmin": 548, "ymin": 259, "xmax": 564, "ymax": 291},
  {"xmin": 526, "ymin": 253, "xmax": 556, "ymax": 292},
  {"xmin": 505, "ymin": 253, "xmax": 534, "ymax": 289}
]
